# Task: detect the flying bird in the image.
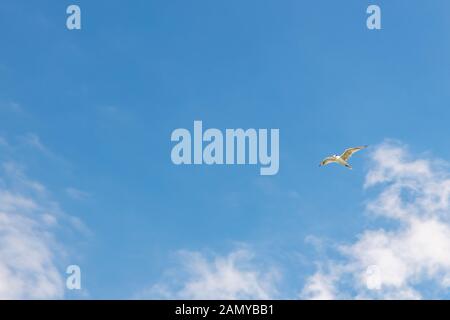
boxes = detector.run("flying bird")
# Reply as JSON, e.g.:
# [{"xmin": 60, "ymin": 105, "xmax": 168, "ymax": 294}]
[{"xmin": 319, "ymin": 146, "xmax": 368, "ymax": 169}]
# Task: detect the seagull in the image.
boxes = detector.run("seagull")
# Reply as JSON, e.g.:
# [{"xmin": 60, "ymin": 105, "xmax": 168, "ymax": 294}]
[{"xmin": 319, "ymin": 146, "xmax": 368, "ymax": 169}]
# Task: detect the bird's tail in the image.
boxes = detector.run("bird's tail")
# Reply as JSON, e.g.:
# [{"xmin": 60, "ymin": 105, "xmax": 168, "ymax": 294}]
[{"xmin": 345, "ymin": 164, "xmax": 352, "ymax": 170}]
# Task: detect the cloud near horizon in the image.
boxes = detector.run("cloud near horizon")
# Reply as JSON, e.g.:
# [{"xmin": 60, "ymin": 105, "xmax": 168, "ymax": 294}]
[{"xmin": 141, "ymin": 248, "xmax": 280, "ymax": 299}]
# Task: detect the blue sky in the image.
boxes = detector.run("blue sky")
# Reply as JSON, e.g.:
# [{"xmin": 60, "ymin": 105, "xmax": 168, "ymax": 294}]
[{"xmin": 1, "ymin": 0, "xmax": 450, "ymax": 299}]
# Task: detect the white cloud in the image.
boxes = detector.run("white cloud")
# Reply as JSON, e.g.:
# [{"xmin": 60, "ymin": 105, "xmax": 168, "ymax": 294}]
[
  {"xmin": 301, "ymin": 271, "xmax": 337, "ymax": 300},
  {"xmin": 302, "ymin": 141, "xmax": 450, "ymax": 299},
  {"xmin": 142, "ymin": 248, "xmax": 279, "ymax": 300},
  {"xmin": 0, "ymin": 162, "xmax": 81, "ymax": 299},
  {"xmin": 0, "ymin": 210, "xmax": 63, "ymax": 299}
]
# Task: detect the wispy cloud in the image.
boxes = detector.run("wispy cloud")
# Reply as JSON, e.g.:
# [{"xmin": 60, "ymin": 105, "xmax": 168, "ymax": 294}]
[
  {"xmin": 301, "ymin": 270, "xmax": 337, "ymax": 300},
  {"xmin": 17, "ymin": 133, "xmax": 71, "ymax": 169},
  {"xmin": 20, "ymin": 133, "xmax": 50, "ymax": 155},
  {"xmin": 140, "ymin": 248, "xmax": 280, "ymax": 299},
  {"xmin": 2, "ymin": 162, "xmax": 47, "ymax": 194},
  {"xmin": 0, "ymin": 166, "xmax": 63, "ymax": 298},
  {"xmin": 0, "ymin": 161, "xmax": 86, "ymax": 298},
  {"xmin": 0, "ymin": 101, "xmax": 24, "ymax": 114},
  {"xmin": 302, "ymin": 141, "xmax": 450, "ymax": 299},
  {"xmin": 0, "ymin": 136, "xmax": 8, "ymax": 147},
  {"xmin": 66, "ymin": 187, "xmax": 90, "ymax": 201}
]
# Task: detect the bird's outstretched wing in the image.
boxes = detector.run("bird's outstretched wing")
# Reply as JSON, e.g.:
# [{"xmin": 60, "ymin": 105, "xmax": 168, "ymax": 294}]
[
  {"xmin": 319, "ymin": 157, "xmax": 336, "ymax": 166},
  {"xmin": 340, "ymin": 145, "xmax": 368, "ymax": 161}
]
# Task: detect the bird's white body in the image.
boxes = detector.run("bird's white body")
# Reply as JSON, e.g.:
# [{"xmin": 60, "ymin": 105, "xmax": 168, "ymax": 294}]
[
  {"xmin": 334, "ymin": 155, "xmax": 349, "ymax": 166},
  {"xmin": 319, "ymin": 146, "xmax": 367, "ymax": 169}
]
